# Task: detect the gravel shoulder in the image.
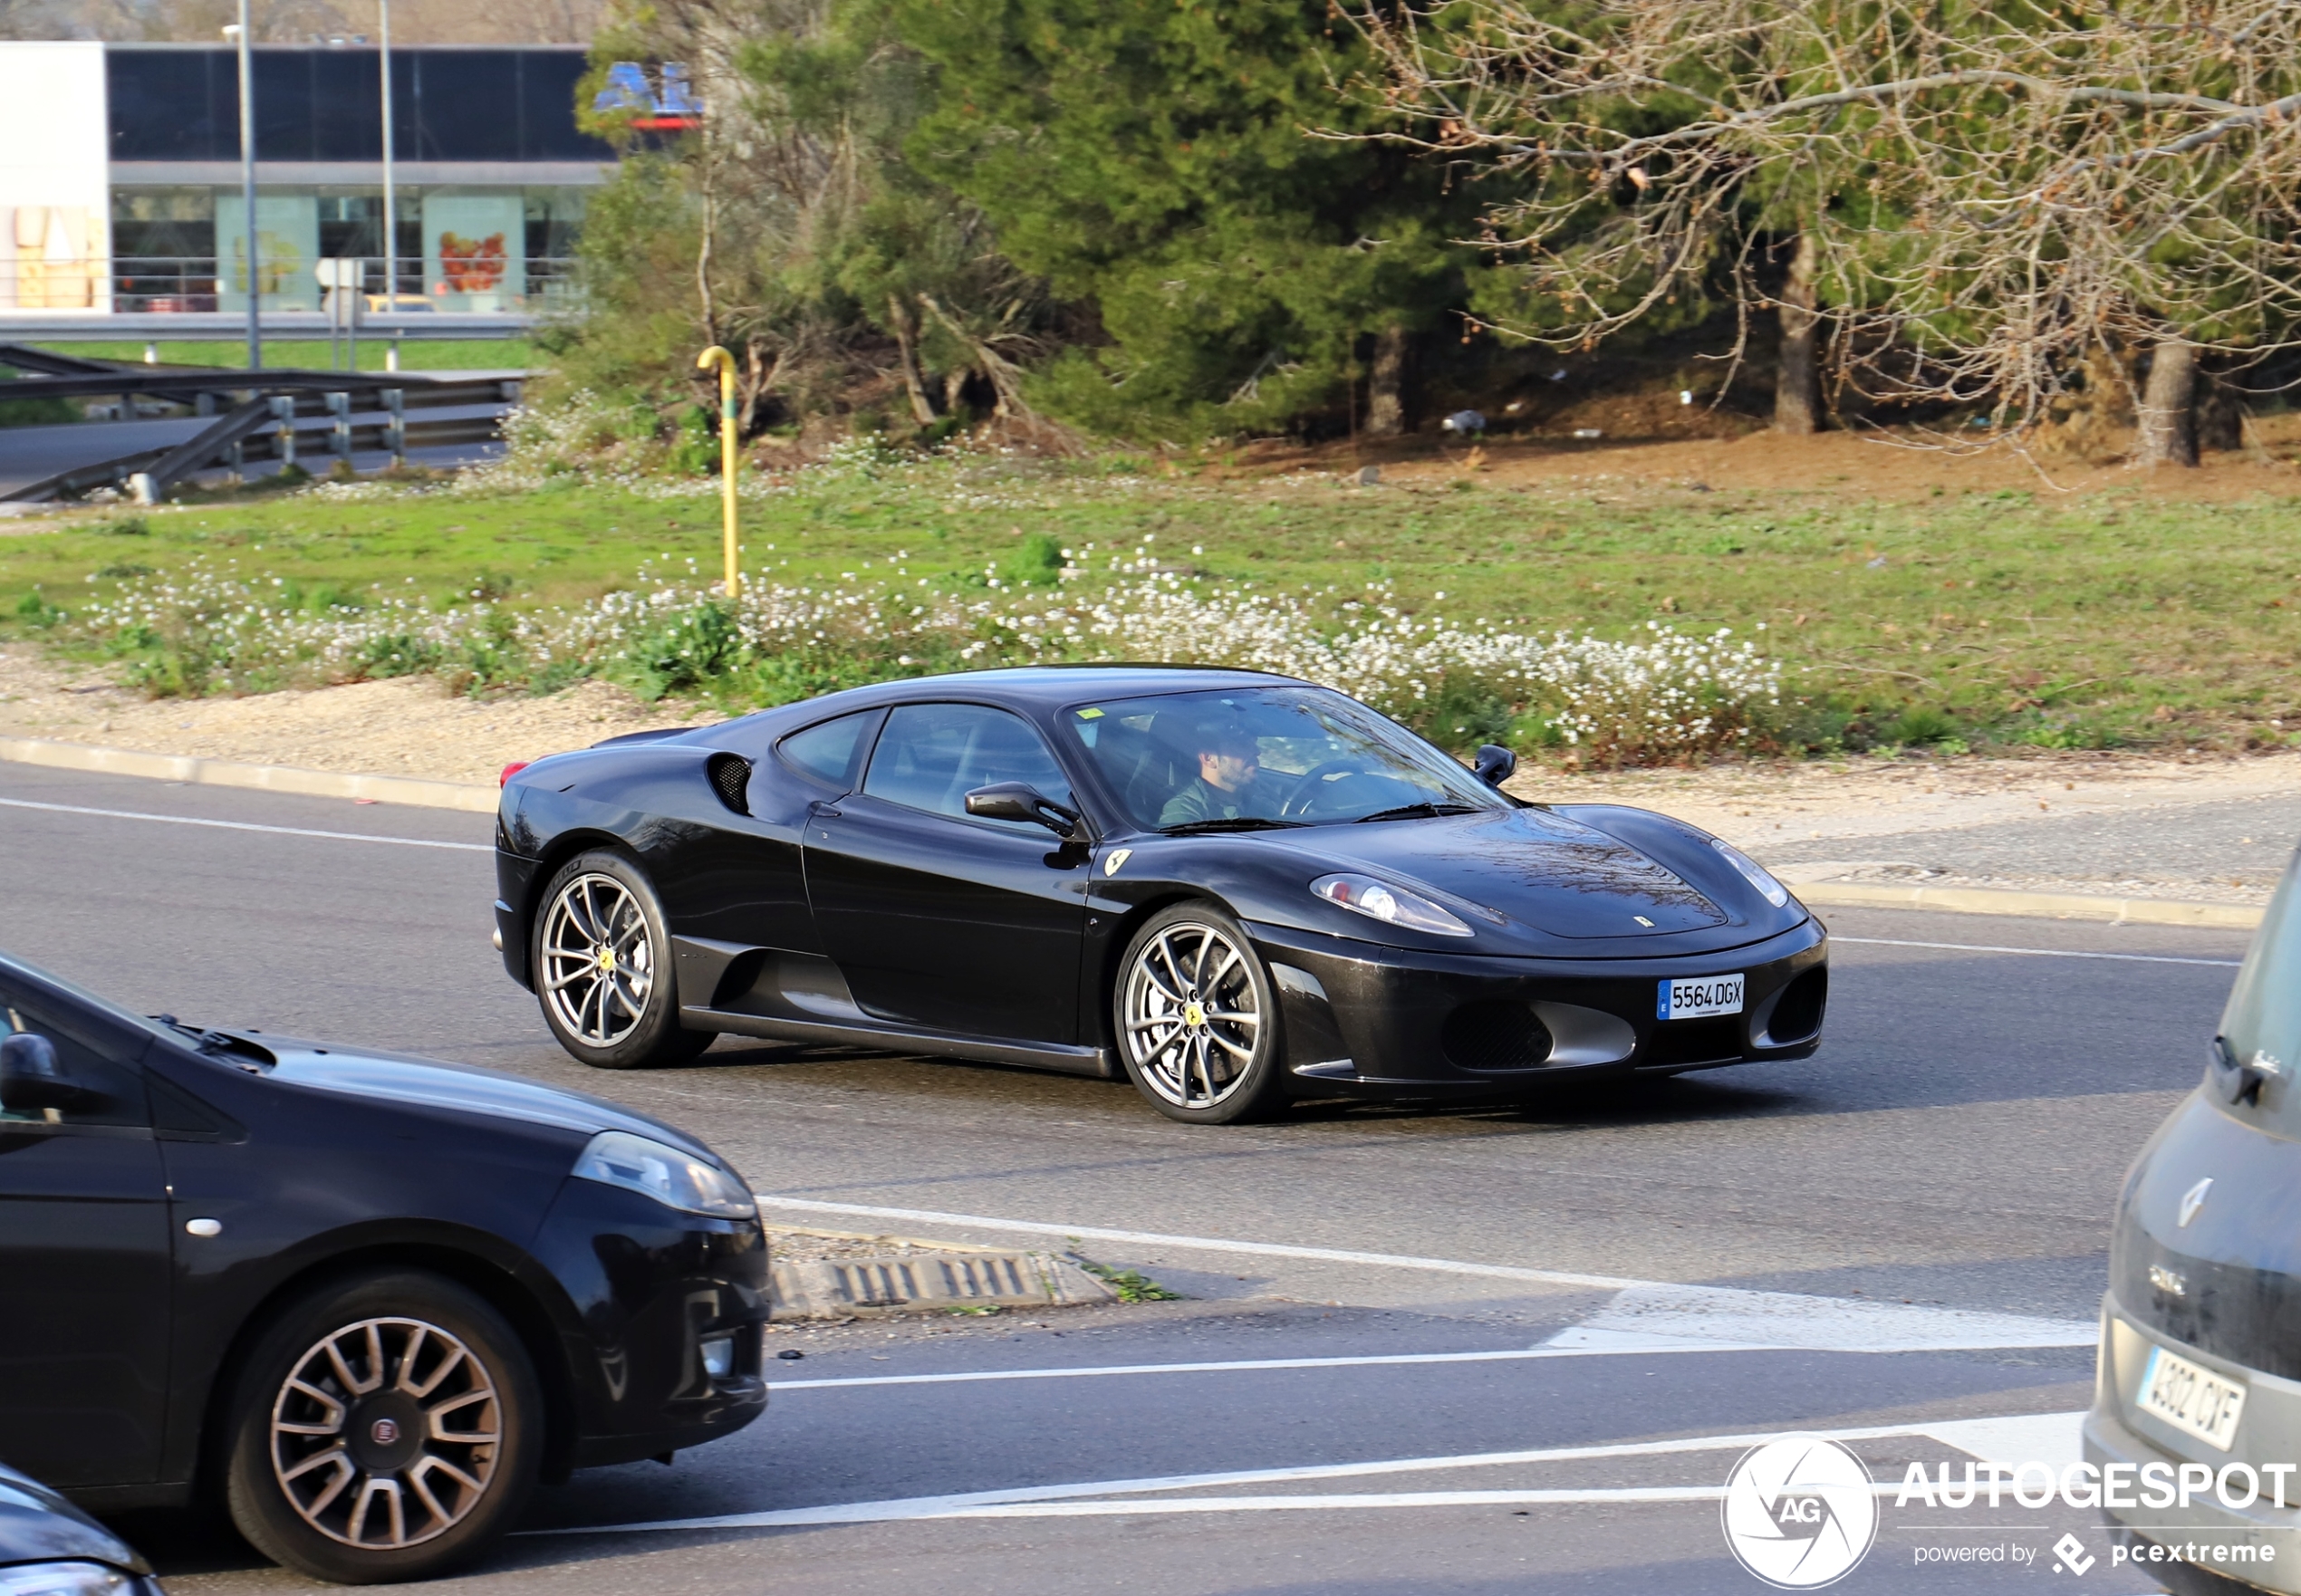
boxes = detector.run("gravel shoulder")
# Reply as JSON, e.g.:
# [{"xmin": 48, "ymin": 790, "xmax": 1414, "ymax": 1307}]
[
  {"xmin": 5, "ymin": 641, "xmax": 2294, "ymax": 898},
  {"xmin": 0, "ymin": 643, "xmax": 723, "ymax": 788}
]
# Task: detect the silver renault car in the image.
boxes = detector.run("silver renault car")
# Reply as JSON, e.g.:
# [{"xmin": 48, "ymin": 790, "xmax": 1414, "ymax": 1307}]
[{"xmin": 2088, "ymin": 858, "xmax": 2301, "ymax": 1593}]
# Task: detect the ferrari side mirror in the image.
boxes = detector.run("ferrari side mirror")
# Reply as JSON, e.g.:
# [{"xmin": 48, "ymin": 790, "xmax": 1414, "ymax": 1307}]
[
  {"xmin": 1472, "ymin": 744, "xmax": 1516, "ymax": 788},
  {"xmin": 965, "ymin": 782, "xmax": 1083, "ymax": 840}
]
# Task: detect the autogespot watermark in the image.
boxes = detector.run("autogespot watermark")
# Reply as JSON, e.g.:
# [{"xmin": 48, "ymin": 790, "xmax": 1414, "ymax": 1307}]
[
  {"xmin": 1892, "ymin": 1456, "xmax": 2300, "ymax": 1514},
  {"xmin": 1720, "ymin": 1437, "xmax": 2293, "ymax": 1585},
  {"xmin": 1721, "ymin": 1436, "xmax": 1880, "ymax": 1589}
]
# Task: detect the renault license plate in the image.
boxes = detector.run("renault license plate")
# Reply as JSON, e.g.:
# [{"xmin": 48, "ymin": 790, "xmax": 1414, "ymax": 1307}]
[
  {"xmin": 1658, "ymin": 974, "xmax": 1743, "ymax": 1021},
  {"xmin": 2140, "ymin": 1344, "xmax": 2247, "ymax": 1450}
]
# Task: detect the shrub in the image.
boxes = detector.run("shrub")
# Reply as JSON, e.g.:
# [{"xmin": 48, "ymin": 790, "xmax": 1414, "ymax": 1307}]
[{"xmin": 70, "ymin": 558, "xmax": 1786, "ymax": 764}]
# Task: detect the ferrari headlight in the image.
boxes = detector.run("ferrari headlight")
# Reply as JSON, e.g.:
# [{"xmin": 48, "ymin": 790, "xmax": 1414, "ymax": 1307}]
[
  {"xmin": 573, "ymin": 1130, "xmax": 756, "ymax": 1219},
  {"xmin": 1312, "ymin": 873, "xmax": 1474, "ymax": 937},
  {"xmin": 0, "ymin": 1565, "xmax": 137, "ymax": 1596},
  {"xmin": 1709, "ymin": 836, "xmax": 1791, "ymax": 908}
]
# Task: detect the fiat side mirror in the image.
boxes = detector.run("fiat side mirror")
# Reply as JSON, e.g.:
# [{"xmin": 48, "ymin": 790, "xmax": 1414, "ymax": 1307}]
[
  {"xmin": 0, "ymin": 1033, "xmax": 104, "ymax": 1117},
  {"xmin": 965, "ymin": 783, "xmax": 1083, "ymax": 840},
  {"xmin": 1473, "ymin": 744, "xmax": 1516, "ymax": 788}
]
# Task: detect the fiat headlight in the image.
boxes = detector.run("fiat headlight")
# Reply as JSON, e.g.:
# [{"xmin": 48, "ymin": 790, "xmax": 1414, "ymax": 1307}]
[
  {"xmin": 1312, "ymin": 873, "xmax": 1474, "ymax": 937},
  {"xmin": 1710, "ymin": 836, "xmax": 1791, "ymax": 909},
  {"xmin": 573, "ymin": 1130, "xmax": 756, "ymax": 1219}
]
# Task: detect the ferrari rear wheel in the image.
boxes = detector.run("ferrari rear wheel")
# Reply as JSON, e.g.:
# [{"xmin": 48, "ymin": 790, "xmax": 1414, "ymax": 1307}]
[
  {"xmin": 533, "ymin": 851, "xmax": 716, "ymax": 1069},
  {"xmin": 1116, "ymin": 903, "xmax": 1285, "ymax": 1124}
]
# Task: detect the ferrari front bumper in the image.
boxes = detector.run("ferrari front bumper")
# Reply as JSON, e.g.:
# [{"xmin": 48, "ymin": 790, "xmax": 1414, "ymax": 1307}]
[{"xmin": 1244, "ymin": 917, "xmax": 1828, "ymax": 1097}]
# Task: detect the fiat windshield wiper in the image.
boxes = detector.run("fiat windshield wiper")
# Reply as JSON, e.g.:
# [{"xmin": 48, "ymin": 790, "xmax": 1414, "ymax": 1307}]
[
  {"xmin": 153, "ymin": 1014, "xmax": 274, "ymax": 1069},
  {"xmin": 1159, "ymin": 816, "xmax": 1309, "ymax": 835},
  {"xmin": 1353, "ymin": 802, "xmax": 1484, "ymax": 823}
]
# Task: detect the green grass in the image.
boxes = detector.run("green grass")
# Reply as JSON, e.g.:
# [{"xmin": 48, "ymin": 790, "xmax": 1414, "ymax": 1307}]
[
  {"xmin": 3, "ymin": 454, "xmax": 2298, "ymax": 755},
  {"xmin": 26, "ymin": 339, "xmax": 535, "ymax": 373}
]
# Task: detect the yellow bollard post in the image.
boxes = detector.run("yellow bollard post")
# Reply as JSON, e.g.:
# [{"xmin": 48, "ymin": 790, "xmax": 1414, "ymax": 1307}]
[{"xmin": 697, "ymin": 345, "xmax": 740, "ymax": 601}]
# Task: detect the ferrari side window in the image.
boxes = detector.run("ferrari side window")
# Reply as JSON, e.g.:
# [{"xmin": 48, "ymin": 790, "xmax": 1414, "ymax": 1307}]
[
  {"xmin": 777, "ymin": 710, "xmax": 878, "ymax": 791},
  {"xmin": 864, "ymin": 704, "xmax": 1074, "ymax": 824}
]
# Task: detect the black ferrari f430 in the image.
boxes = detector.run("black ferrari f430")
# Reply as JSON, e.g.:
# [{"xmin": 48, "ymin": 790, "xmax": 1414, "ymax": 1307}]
[{"xmin": 495, "ymin": 668, "xmax": 1827, "ymax": 1122}]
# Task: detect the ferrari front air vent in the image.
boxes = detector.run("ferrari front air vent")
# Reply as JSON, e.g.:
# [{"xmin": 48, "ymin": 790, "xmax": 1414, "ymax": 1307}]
[
  {"xmin": 1442, "ymin": 1002, "xmax": 1555, "ymax": 1072},
  {"xmin": 1760, "ymin": 966, "xmax": 1828, "ymax": 1046},
  {"xmin": 706, "ymin": 752, "xmax": 754, "ymax": 815}
]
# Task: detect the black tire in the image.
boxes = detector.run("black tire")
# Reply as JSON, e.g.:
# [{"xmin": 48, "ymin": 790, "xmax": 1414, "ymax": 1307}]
[
  {"xmin": 531, "ymin": 850, "xmax": 716, "ymax": 1069},
  {"xmin": 1113, "ymin": 902, "xmax": 1286, "ymax": 1124},
  {"xmin": 224, "ymin": 1270, "xmax": 543, "ymax": 1585}
]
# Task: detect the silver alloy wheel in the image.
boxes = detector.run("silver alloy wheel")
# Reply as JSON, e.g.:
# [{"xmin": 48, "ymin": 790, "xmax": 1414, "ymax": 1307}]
[
  {"xmin": 541, "ymin": 872, "xmax": 655, "ymax": 1047},
  {"xmin": 269, "ymin": 1316, "xmax": 501, "ymax": 1551},
  {"xmin": 1121, "ymin": 919, "xmax": 1264, "ymax": 1109}
]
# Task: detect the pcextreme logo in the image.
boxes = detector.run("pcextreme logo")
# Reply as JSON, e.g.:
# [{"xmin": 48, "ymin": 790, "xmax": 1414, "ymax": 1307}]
[{"xmin": 1721, "ymin": 1436, "xmax": 1880, "ymax": 1588}]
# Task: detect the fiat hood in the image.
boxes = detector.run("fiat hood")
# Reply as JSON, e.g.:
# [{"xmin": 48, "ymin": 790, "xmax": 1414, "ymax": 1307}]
[{"xmin": 217, "ymin": 1033, "xmax": 717, "ymax": 1159}]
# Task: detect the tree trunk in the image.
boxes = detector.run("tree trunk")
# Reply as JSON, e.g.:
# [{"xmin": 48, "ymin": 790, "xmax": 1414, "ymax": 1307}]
[
  {"xmin": 888, "ymin": 295, "xmax": 938, "ymax": 428},
  {"xmin": 2139, "ymin": 337, "xmax": 2200, "ymax": 466},
  {"xmin": 1365, "ymin": 325, "xmax": 1408, "ymax": 437},
  {"xmin": 1774, "ymin": 231, "xmax": 1821, "ymax": 435}
]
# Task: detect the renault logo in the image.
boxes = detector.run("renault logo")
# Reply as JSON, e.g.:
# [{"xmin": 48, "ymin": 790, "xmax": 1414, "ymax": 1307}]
[{"xmin": 2179, "ymin": 1178, "xmax": 2212, "ymax": 1228}]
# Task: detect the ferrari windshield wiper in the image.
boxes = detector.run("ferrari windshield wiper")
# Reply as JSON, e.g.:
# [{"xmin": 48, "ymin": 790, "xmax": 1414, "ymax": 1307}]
[
  {"xmin": 1353, "ymin": 802, "xmax": 1484, "ymax": 823},
  {"xmin": 1159, "ymin": 816, "xmax": 1310, "ymax": 835}
]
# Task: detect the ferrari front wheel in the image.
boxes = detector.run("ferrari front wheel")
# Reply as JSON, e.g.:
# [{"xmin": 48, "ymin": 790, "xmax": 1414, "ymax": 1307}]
[
  {"xmin": 1115, "ymin": 903, "xmax": 1285, "ymax": 1124},
  {"xmin": 533, "ymin": 851, "xmax": 716, "ymax": 1069}
]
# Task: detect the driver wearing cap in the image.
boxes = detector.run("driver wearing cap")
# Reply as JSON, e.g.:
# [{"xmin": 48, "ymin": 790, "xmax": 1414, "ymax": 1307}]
[{"xmin": 1160, "ymin": 723, "xmax": 1268, "ymax": 828}]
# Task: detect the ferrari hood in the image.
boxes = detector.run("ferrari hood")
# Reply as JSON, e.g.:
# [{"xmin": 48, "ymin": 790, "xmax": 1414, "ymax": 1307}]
[{"xmin": 1277, "ymin": 805, "xmax": 1731, "ymax": 940}]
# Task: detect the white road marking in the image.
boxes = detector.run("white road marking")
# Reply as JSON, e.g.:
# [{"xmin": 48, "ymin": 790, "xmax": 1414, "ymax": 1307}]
[
  {"xmin": 772, "ymin": 1341, "xmax": 1771, "ymax": 1392},
  {"xmin": 537, "ymin": 1410, "xmax": 2090, "ymax": 1536},
  {"xmin": 754, "ymin": 1197, "xmax": 2093, "ymax": 1351},
  {"xmin": 1556, "ymin": 1285, "xmax": 2091, "ymax": 1352},
  {"xmin": 1833, "ymin": 936, "xmax": 2241, "ymax": 968},
  {"xmin": 757, "ymin": 1195, "xmax": 1645, "ymax": 1290},
  {"xmin": 871, "ymin": 1488, "xmax": 1724, "ymax": 1519},
  {"xmin": 774, "ymin": 1303, "xmax": 2096, "ymax": 1393},
  {"xmin": 1915, "ymin": 1411, "xmax": 2085, "ymax": 1473},
  {"xmin": 0, "ymin": 795, "xmax": 490, "ymax": 851}
]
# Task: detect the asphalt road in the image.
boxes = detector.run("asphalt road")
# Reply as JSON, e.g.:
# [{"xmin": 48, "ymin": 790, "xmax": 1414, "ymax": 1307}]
[
  {"xmin": 0, "ymin": 761, "xmax": 2258, "ymax": 1595},
  {"xmin": 1766, "ymin": 789, "xmax": 2301, "ymax": 897}
]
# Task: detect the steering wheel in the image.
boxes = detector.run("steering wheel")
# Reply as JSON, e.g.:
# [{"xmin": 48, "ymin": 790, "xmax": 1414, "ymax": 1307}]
[{"xmin": 1279, "ymin": 758, "xmax": 1377, "ymax": 819}]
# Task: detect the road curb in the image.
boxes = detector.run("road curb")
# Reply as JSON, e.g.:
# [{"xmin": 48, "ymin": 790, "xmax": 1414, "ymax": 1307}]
[
  {"xmin": 769, "ymin": 1252, "xmax": 1118, "ymax": 1321},
  {"xmin": 0, "ymin": 735, "xmax": 498, "ymax": 813},
  {"xmin": 1797, "ymin": 880, "xmax": 2263, "ymax": 930}
]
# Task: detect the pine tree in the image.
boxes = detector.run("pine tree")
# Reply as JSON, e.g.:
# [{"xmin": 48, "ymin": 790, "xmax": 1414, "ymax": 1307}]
[{"xmin": 896, "ymin": 0, "xmax": 1490, "ymax": 438}]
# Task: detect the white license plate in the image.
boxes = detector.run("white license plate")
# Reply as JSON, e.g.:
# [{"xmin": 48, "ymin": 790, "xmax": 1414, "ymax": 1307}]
[
  {"xmin": 2140, "ymin": 1344, "xmax": 2247, "ymax": 1450},
  {"xmin": 1658, "ymin": 973, "xmax": 1744, "ymax": 1021}
]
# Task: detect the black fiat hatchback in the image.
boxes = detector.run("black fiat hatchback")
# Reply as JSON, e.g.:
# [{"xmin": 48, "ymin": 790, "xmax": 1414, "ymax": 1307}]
[{"xmin": 0, "ymin": 947, "xmax": 768, "ymax": 1584}]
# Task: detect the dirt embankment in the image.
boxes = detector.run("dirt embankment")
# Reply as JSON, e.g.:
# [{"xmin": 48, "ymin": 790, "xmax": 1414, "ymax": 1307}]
[{"xmin": 0, "ymin": 646, "xmax": 721, "ymax": 789}]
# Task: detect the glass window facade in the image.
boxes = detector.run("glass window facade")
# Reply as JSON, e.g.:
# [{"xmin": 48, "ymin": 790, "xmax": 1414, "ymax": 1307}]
[
  {"xmin": 90, "ymin": 45, "xmax": 611, "ymax": 313},
  {"xmin": 105, "ymin": 46, "xmax": 612, "ymax": 164},
  {"xmin": 111, "ymin": 185, "xmax": 585, "ymax": 312}
]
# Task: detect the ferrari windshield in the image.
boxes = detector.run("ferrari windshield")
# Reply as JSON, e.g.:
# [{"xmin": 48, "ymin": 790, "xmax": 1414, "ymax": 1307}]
[{"xmin": 1059, "ymin": 685, "xmax": 1509, "ymax": 832}]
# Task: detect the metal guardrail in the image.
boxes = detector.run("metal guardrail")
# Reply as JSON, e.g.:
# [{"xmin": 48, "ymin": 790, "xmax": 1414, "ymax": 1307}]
[
  {"xmin": 4, "ymin": 256, "xmax": 581, "ymax": 314},
  {"xmin": 0, "ymin": 357, "xmax": 525, "ymax": 502}
]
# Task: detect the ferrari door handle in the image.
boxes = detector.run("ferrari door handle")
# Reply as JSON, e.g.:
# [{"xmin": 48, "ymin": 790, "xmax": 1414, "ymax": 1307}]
[{"xmin": 807, "ymin": 800, "xmax": 842, "ymax": 819}]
